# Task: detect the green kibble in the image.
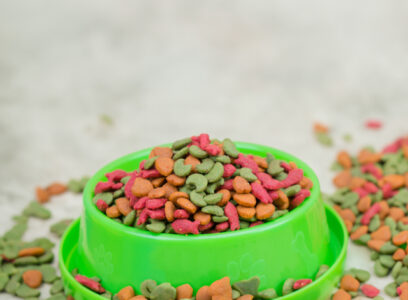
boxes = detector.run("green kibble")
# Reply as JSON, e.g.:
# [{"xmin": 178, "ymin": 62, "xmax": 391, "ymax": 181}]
[
  {"xmin": 146, "ymin": 221, "xmax": 166, "ymax": 233},
  {"xmin": 396, "ymin": 274, "xmax": 408, "ymax": 285},
  {"xmin": 190, "ymin": 191, "xmax": 206, "ymax": 207},
  {"xmin": 202, "ymin": 205, "xmax": 224, "ymax": 217},
  {"xmin": 368, "ymin": 215, "xmax": 380, "ymax": 232},
  {"xmin": 374, "ymin": 259, "xmax": 389, "ymax": 277},
  {"xmin": 172, "ymin": 137, "xmax": 192, "ymax": 150},
  {"xmin": 4, "ymin": 222, "xmax": 28, "ymax": 241},
  {"xmin": 233, "ymin": 276, "xmax": 260, "ymax": 296},
  {"xmin": 403, "ymin": 255, "xmax": 408, "ymax": 266},
  {"xmin": 93, "ymin": 192, "xmax": 114, "ymax": 205},
  {"xmin": 50, "ymin": 279, "xmax": 64, "ymax": 295},
  {"xmin": 223, "ymin": 138, "xmax": 239, "ymax": 158},
  {"xmin": 282, "ymin": 278, "xmax": 295, "ymax": 295},
  {"xmin": 232, "ymin": 289, "xmax": 241, "ymax": 299},
  {"xmin": 214, "ymin": 155, "xmax": 231, "ymax": 164},
  {"xmin": 123, "ymin": 210, "xmax": 136, "ymax": 226},
  {"xmin": 266, "ymin": 153, "xmax": 275, "ymax": 163},
  {"xmin": 174, "ymin": 159, "xmax": 192, "ymax": 177},
  {"xmin": 384, "ymin": 282, "xmax": 398, "ymax": 297},
  {"xmin": 204, "ymin": 193, "xmax": 223, "ymax": 205},
  {"xmin": 212, "ymin": 216, "xmax": 229, "ymax": 223},
  {"xmin": 16, "ymin": 284, "xmax": 40, "ymax": 298},
  {"xmin": 189, "ymin": 145, "xmax": 208, "ymax": 159},
  {"xmin": 14, "ymin": 256, "xmax": 38, "ymax": 266},
  {"xmin": 379, "ymin": 255, "xmax": 395, "ymax": 268},
  {"xmin": 205, "ymin": 162, "xmax": 224, "ymax": 183},
  {"xmin": 257, "ymin": 288, "xmax": 278, "ymax": 299},
  {"xmin": 141, "ymin": 279, "xmax": 157, "ymax": 297},
  {"xmin": 67, "ymin": 179, "xmax": 82, "ymax": 193},
  {"xmin": 50, "ymin": 219, "xmax": 72, "ymax": 237},
  {"xmin": 40, "ymin": 265, "xmax": 58, "ymax": 283},
  {"xmin": 372, "ymin": 296, "xmax": 384, "ymax": 300},
  {"xmin": 205, "ymin": 183, "xmax": 217, "ymax": 194},
  {"xmin": 315, "ymin": 265, "xmax": 329, "ymax": 280},
  {"xmin": 121, "ymin": 176, "xmax": 131, "ymax": 184},
  {"xmin": 392, "ymin": 261, "xmax": 403, "ymax": 279},
  {"xmin": 113, "ymin": 188, "xmax": 124, "ymax": 199},
  {"xmin": 380, "ymin": 242, "xmax": 398, "ymax": 254},
  {"xmin": 144, "ymin": 156, "xmax": 158, "ymax": 170},
  {"xmin": 2, "ymin": 264, "xmax": 17, "ymax": 275},
  {"xmin": 239, "ymin": 168, "xmax": 258, "ymax": 182},
  {"xmin": 239, "ymin": 221, "xmax": 250, "ymax": 229},
  {"xmin": 349, "ymin": 268, "xmax": 370, "ymax": 282},
  {"xmin": 0, "ymin": 272, "xmax": 9, "ymax": 291},
  {"xmin": 186, "ymin": 174, "xmax": 208, "ymax": 192},
  {"xmin": 267, "ymin": 160, "xmax": 284, "ymax": 176},
  {"xmin": 47, "ymin": 294, "xmax": 66, "ymax": 300},
  {"xmin": 284, "ymin": 185, "xmax": 301, "ymax": 198},
  {"xmin": 315, "ymin": 132, "xmax": 333, "ymax": 146},
  {"xmin": 196, "ymin": 158, "xmax": 215, "ymax": 174},
  {"xmin": 173, "ymin": 147, "xmax": 190, "ymax": 160},
  {"xmin": 271, "ymin": 210, "xmax": 288, "ymax": 220},
  {"xmin": 23, "ymin": 201, "xmax": 51, "ymax": 219},
  {"xmin": 355, "ymin": 234, "xmax": 371, "ymax": 245},
  {"xmin": 38, "ymin": 251, "xmax": 54, "ymax": 264},
  {"xmin": 150, "ymin": 282, "xmax": 176, "ymax": 300},
  {"xmin": 5, "ymin": 276, "xmax": 20, "ymax": 294}
]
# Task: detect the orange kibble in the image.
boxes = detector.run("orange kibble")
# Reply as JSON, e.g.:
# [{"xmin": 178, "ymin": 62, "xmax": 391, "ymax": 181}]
[
  {"xmin": 237, "ymin": 295, "xmax": 253, "ymax": 300},
  {"xmin": 313, "ymin": 122, "xmax": 329, "ymax": 133},
  {"xmin": 233, "ymin": 176, "xmax": 251, "ymax": 194},
  {"xmin": 403, "ymin": 144, "xmax": 408, "ymax": 159},
  {"xmin": 370, "ymin": 225, "xmax": 391, "ymax": 241},
  {"xmin": 299, "ymin": 176, "xmax": 313, "ymax": 189},
  {"xmin": 176, "ymin": 198, "xmax": 197, "ymax": 214},
  {"xmin": 147, "ymin": 188, "xmax": 166, "ymax": 199},
  {"xmin": 169, "ymin": 191, "xmax": 189, "ymax": 203},
  {"xmin": 217, "ymin": 189, "xmax": 231, "ymax": 206},
  {"xmin": 255, "ymin": 203, "xmax": 275, "ymax": 220},
  {"xmin": 117, "ymin": 286, "xmax": 135, "ymax": 300},
  {"xmin": 337, "ymin": 151, "xmax": 352, "ymax": 169},
  {"xmin": 129, "ymin": 296, "xmax": 147, "ymax": 300},
  {"xmin": 196, "ymin": 286, "xmax": 211, "ymax": 300},
  {"xmin": 209, "ymin": 277, "xmax": 232, "ymax": 299},
  {"xmin": 155, "ymin": 157, "xmax": 174, "ymax": 177},
  {"xmin": 166, "ymin": 174, "xmax": 186, "ymax": 186},
  {"xmin": 381, "ymin": 174, "xmax": 406, "ymax": 189},
  {"xmin": 149, "ymin": 147, "xmax": 173, "ymax": 158},
  {"xmin": 165, "ymin": 201, "xmax": 176, "ymax": 222},
  {"xmin": 389, "ymin": 207, "xmax": 405, "ymax": 221},
  {"xmin": 401, "ymin": 216, "xmax": 408, "ymax": 225},
  {"xmin": 115, "ymin": 198, "xmax": 132, "ymax": 216},
  {"xmin": 22, "ymin": 270, "xmax": 43, "ymax": 288},
  {"xmin": 176, "ymin": 284, "xmax": 193, "ymax": 300},
  {"xmin": 35, "ymin": 187, "xmax": 50, "ymax": 204},
  {"xmin": 392, "ymin": 231, "xmax": 408, "ymax": 246},
  {"xmin": 332, "ymin": 289, "xmax": 351, "ymax": 300},
  {"xmin": 275, "ymin": 190, "xmax": 289, "ymax": 210},
  {"xmin": 289, "ymin": 161, "xmax": 297, "ymax": 170},
  {"xmin": 185, "ymin": 155, "xmax": 201, "ymax": 172},
  {"xmin": 253, "ymin": 156, "xmax": 268, "ymax": 169},
  {"xmin": 400, "ymin": 282, "xmax": 408, "ymax": 292},
  {"xmin": 194, "ymin": 212, "xmax": 212, "ymax": 226},
  {"xmin": 340, "ymin": 275, "xmax": 360, "ymax": 292},
  {"xmin": 333, "ymin": 170, "xmax": 352, "ymax": 188},
  {"xmin": 18, "ymin": 247, "xmax": 45, "ymax": 257},
  {"xmin": 106, "ymin": 205, "xmax": 121, "ymax": 218},
  {"xmin": 151, "ymin": 177, "xmax": 165, "ymax": 188},
  {"xmin": 393, "ymin": 248, "xmax": 406, "ymax": 261},
  {"xmin": 339, "ymin": 209, "xmax": 356, "ymax": 223},
  {"xmin": 344, "ymin": 220, "xmax": 353, "ymax": 233},
  {"xmin": 367, "ymin": 239, "xmax": 386, "ymax": 252},
  {"xmin": 357, "ymin": 149, "xmax": 382, "ymax": 164},
  {"xmin": 46, "ymin": 182, "xmax": 67, "ymax": 195},
  {"xmin": 162, "ymin": 183, "xmax": 178, "ymax": 198},
  {"xmin": 350, "ymin": 226, "xmax": 368, "ymax": 240},
  {"xmin": 233, "ymin": 194, "xmax": 256, "ymax": 207},
  {"xmin": 357, "ymin": 196, "xmax": 371, "ymax": 213},
  {"xmin": 401, "ymin": 290, "xmax": 408, "ymax": 300},
  {"xmin": 237, "ymin": 206, "xmax": 256, "ymax": 219},
  {"xmin": 333, "ymin": 205, "xmax": 342, "ymax": 214},
  {"xmin": 349, "ymin": 177, "xmax": 367, "ymax": 189},
  {"xmin": 378, "ymin": 201, "xmax": 390, "ymax": 219},
  {"xmin": 405, "ymin": 173, "xmax": 408, "ymax": 188},
  {"xmin": 132, "ymin": 178, "xmax": 154, "ymax": 197}
]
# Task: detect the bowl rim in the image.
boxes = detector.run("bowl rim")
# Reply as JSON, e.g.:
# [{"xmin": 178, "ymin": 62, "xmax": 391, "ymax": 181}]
[{"xmin": 83, "ymin": 141, "xmax": 321, "ymax": 241}]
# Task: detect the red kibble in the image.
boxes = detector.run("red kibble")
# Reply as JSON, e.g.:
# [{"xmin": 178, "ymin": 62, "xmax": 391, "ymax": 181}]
[
  {"xmin": 223, "ymin": 164, "xmax": 236, "ymax": 178},
  {"xmin": 361, "ymin": 284, "xmax": 379, "ymax": 298},
  {"xmin": 257, "ymin": 172, "xmax": 282, "ymax": 190},
  {"xmin": 94, "ymin": 181, "xmax": 114, "ymax": 194},
  {"xmin": 215, "ymin": 222, "xmax": 229, "ymax": 232},
  {"xmin": 291, "ymin": 189, "xmax": 311, "ymax": 208},
  {"xmin": 147, "ymin": 208, "xmax": 166, "ymax": 220},
  {"xmin": 124, "ymin": 172, "xmax": 139, "ymax": 203},
  {"xmin": 137, "ymin": 209, "xmax": 149, "ymax": 225},
  {"xmin": 382, "ymin": 183, "xmax": 395, "ymax": 199},
  {"xmin": 361, "ymin": 202, "xmax": 381, "ymax": 225},
  {"xmin": 234, "ymin": 153, "xmax": 259, "ymax": 174},
  {"xmin": 220, "ymin": 179, "xmax": 234, "ymax": 190},
  {"xmin": 198, "ymin": 133, "xmax": 210, "ymax": 149},
  {"xmin": 365, "ymin": 120, "xmax": 382, "ymax": 130},
  {"xmin": 249, "ymin": 221, "xmax": 263, "ymax": 227},
  {"xmin": 134, "ymin": 197, "xmax": 148, "ymax": 210},
  {"xmin": 363, "ymin": 182, "xmax": 378, "ymax": 194},
  {"xmin": 172, "ymin": 219, "xmax": 200, "ymax": 234},
  {"xmin": 174, "ymin": 209, "xmax": 190, "ymax": 219},
  {"xmin": 145, "ymin": 198, "xmax": 167, "ymax": 209},
  {"xmin": 75, "ymin": 275, "xmax": 105, "ymax": 293},
  {"xmin": 205, "ymin": 144, "xmax": 220, "ymax": 156},
  {"xmin": 279, "ymin": 169, "xmax": 303, "ymax": 188},
  {"xmin": 280, "ymin": 162, "xmax": 292, "ymax": 172},
  {"xmin": 105, "ymin": 170, "xmax": 128, "ymax": 182},
  {"xmin": 96, "ymin": 199, "xmax": 108, "ymax": 212},
  {"xmin": 268, "ymin": 191, "xmax": 279, "ymax": 201},
  {"xmin": 141, "ymin": 169, "xmax": 161, "ymax": 179},
  {"xmin": 224, "ymin": 202, "xmax": 240, "ymax": 231},
  {"xmin": 353, "ymin": 187, "xmax": 369, "ymax": 199},
  {"xmin": 251, "ymin": 182, "xmax": 272, "ymax": 204},
  {"xmin": 198, "ymin": 221, "xmax": 214, "ymax": 232},
  {"xmin": 293, "ymin": 279, "xmax": 312, "ymax": 290},
  {"xmin": 111, "ymin": 182, "xmax": 123, "ymax": 190},
  {"xmin": 361, "ymin": 163, "xmax": 383, "ymax": 180}
]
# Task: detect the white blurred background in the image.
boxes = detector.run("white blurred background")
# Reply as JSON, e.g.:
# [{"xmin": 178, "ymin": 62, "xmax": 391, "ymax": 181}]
[{"xmin": 1, "ymin": 1, "xmax": 408, "ymax": 299}]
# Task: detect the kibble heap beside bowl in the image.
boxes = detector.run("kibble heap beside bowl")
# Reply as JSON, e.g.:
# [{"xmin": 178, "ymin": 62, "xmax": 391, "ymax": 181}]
[{"xmin": 59, "ymin": 134, "xmax": 347, "ymax": 300}]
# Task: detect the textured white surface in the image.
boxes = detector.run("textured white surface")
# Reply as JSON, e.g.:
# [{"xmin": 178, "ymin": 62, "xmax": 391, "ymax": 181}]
[{"xmin": 1, "ymin": 0, "xmax": 408, "ymax": 299}]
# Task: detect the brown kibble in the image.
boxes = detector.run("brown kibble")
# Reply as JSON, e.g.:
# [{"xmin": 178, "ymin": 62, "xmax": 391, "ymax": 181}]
[
  {"xmin": 194, "ymin": 212, "xmax": 212, "ymax": 225},
  {"xmin": 129, "ymin": 296, "xmax": 147, "ymax": 300},
  {"xmin": 350, "ymin": 226, "xmax": 368, "ymax": 240},
  {"xmin": 370, "ymin": 225, "xmax": 391, "ymax": 241},
  {"xmin": 339, "ymin": 209, "xmax": 356, "ymax": 223},
  {"xmin": 255, "ymin": 203, "xmax": 275, "ymax": 220},
  {"xmin": 357, "ymin": 196, "xmax": 371, "ymax": 213},
  {"xmin": 393, "ymin": 248, "xmax": 406, "ymax": 261},
  {"xmin": 367, "ymin": 239, "xmax": 386, "ymax": 252},
  {"xmin": 381, "ymin": 174, "xmax": 405, "ymax": 189},
  {"xmin": 116, "ymin": 198, "xmax": 132, "ymax": 216},
  {"xmin": 106, "ymin": 205, "xmax": 121, "ymax": 218},
  {"xmin": 389, "ymin": 207, "xmax": 405, "ymax": 221},
  {"xmin": 349, "ymin": 177, "xmax": 367, "ymax": 189},
  {"xmin": 176, "ymin": 198, "xmax": 197, "ymax": 214},
  {"xmin": 392, "ymin": 231, "xmax": 408, "ymax": 246},
  {"xmin": 253, "ymin": 156, "xmax": 268, "ymax": 169},
  {"xmin": 18, "ymin": 247, "xmax": 45, "ymax": 257},
  {"xmin": 149, "ymin": 146, "xmax": 173, "ymax": 158},
  {"xmin": 166, "ymin": 174, "xmax": 186, "ymax": 186},
  {"xmin": 344, "ymin": 219, "xmax": 353, "ymax": 233},
  {"xmin": 165, "ymin": 201, "xmax": 176, "ymax": 222},
  {"xmin": 378, "ymin": 201, "xmax": 390, "ymax": 219},
  {"xmin": 148, "ymin": 188, "xmax": 166, "ymax": 199},
  {"xmin": 209, "ymin": 277, "xmax": 232, "ymax": 299},
  {"xmin": 337, "ymin": 151, "xmax": 352, "ymax": 169},
  {"xmin": 333, "ymin": 170, "xmax": 352, "ymax": 188},
  {"xmin": 169, "ymin": 191, "xmax": 189, "ymax": 203},
  {"xmin": 289, "ymin": 161, "xmax": 297, "ymax": 170},
  {"xmin": 299, "ymin": 176, "xmax": 313, "ymax": 189},
  {"xmin": 274, "ymin": 190, "xmax": 289, "ymax": 210},
  {"xmin": 176, "ymin": 283, "xmax": 193, "ymax": 300},
  {"xmin": 237, "ymin": 206, "xmax": 256, "ymax": 219},
  {"xmin": 217, "ymin": 189, "xmax": 231, "ymax": 206},
  {"xmin": 46, "ymin": 182, "xmax": 67, "ymax": 195},
  {"xmin": 237, "ymin": 295, "xmax": 253, "ymax": 300},
  {"xmin": 233, "ymin": 176, "xmax": 251, "ymax": 194},
  {"xmin": 162, "ymin": 183, "xmax": 178, "ymax": 198},
  {"xmin": 155, "ymin": 157, "xmax": 174, "ymax": 177},
  {"xmin": 233, "ymin": 194, "xmax": 256, "ymax": 207},
  {"xmin": 151, "ymin": 177, "xmax": 165, "ymax": 188},
  {"xmin": 332, "ymin": 289, "xmax": 351, "ymax": 300},
  {"xmin": 313, "ymin": 122, "xmax": 328, "ymax": 133},
  {"xmin": 185, "ymin": 155, "xmax": 201, "ymax": 172},
  {"xmin": 22, "ymin": 270, "xmax": 43, "ymax": 288},
  {"xmin": 117, "ymin": 286, "xmax": 135, "ymax": 300},
  {"xmin": 340, "ymin": 274, "xmax": 360, "ymax": 292},
  {"xmin": 132, "ymin": 178, "xmax": 154, "ymax": 197},
  {"xmin": 67, "ymin": 296, "xmax": 75, "ymax": 300},
  {"xmin": 196, "ymin": 286, "xmax": 211, "ymax": 300},
  {"xmin": 35, "ymin": 187, "xmax": 50, "ymax": 204},
  {"xmin": 403, "ymin": 144, "xmax": 408, "ymax": 159}
]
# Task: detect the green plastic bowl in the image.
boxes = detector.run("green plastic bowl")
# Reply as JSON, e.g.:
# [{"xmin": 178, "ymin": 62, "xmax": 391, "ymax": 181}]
[{"xmin": 59, "ymin": 142, "xmax": 348, "ymax": 299}]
